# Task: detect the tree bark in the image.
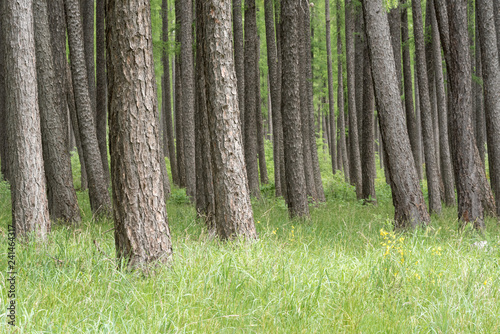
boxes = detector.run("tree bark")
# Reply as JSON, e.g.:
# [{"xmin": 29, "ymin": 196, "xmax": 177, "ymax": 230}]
[
  {"xmin": 233, "ymin": 0, "xmax": 245, "ymax": 129},
  {"xmin": 65, "ymin": 0, "xmax": 111, "ymax": 216},
  {"xmin": 82, "ymin": 0, "xmax": 96, "ymax": 120},
  {"xmin": 34, "ymin": 0, "xmax": 81, "ymax": 223},
  {"xmin": 363, "ymin": 0, "xmax": 430, "ymax": 229},
  {"xmin": 475, "ymin": 8, "xmax": 486, "ymax": 165},
  {"xmin": 202, "ymin": 0, "xmax": 258, "ymax": 239},
  {"xmin": 4, "ymin": 0, "xmax": 51, "ymax": 238},
  {"xmin": 244, "ymin": 0, "xmax": 261, "ymax": 198},
  {"xmin": 337, "ymin": 0, "xmax": 349, "ymax": 182},
  {"xmin": 412, "ymin": 0, "xmax": 442, "ymax": 214},
  {"xmin": 325, "ymin": 0, "xmax": 336, "ymax": 175},
  {"xmin": 256, "ymin": 38, "xmax": 269, "ymax": 185},
  {"xmin": 493, "ymin": 0, "xmax": 500, "ymax": 56},
  {"xmin": 0, "ymin": 14, "xmax": 8, "ymax": 182},
  {"xmin": 281, "ymin": 0, "xmax": 309, "ymax": 218},
  {"xmin": 477, "ymin": 0, "xmax": 500, "ymax": 216},
  {"xmin": 107, "ymin": 0, "xmax": 173, "ymax": 270},
  {"xmin": 345, "ymin": 0, "xmax": 362, "ymax": 198}
]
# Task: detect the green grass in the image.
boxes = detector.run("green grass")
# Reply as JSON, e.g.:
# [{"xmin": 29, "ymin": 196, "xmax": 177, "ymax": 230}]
[{"xmin": 0, "ymin": 149, "xmax": 500, "ymax": 333}]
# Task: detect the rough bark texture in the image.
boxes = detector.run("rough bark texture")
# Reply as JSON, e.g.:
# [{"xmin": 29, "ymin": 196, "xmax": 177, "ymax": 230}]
[
  {"xmin": 363, "ymin": 0, "xmax": 430, "ymax": 229},
  {"xmin": 244, "ymin": 0, "xmax": 261, "ymax": 198},
  {"xmin": 475, "ymin": 8, "xmax": 486, "ymax": 164},
  {"xmin": 162, "ymin": 0, "xmax": 178, "ymax": 185},
  {"xmin": 412, "ymin": 0, "xmax": 442, "ymax": 214},
  {"xmin": 361, "ymin": 39, "xmax": 376, "ymax": 205},
  {"xmin": 401, "ymin": 0, "xmax": 421, "ymax": 180},
  {"xmin": 281, "ymin": 0, "xmax": 309, "ymax": 218},
  {"xmin": 264, "ymin": 0, "xmax": 283, "ymax": 197},
  {"xmin": 174, "ymin": 55, "xmax": 185, "ymax": 186},
  {"xmin": 0, "ymin": 12, "xmax": 8, "ymax": 181},
  {"xmin": 493, "ymin": 0, "xmax": 500, "ymax": 56},
  {"xmin": 325, "ymin": 0, "xmax": 336, "ymax": 175},
  {"xmin": 303, "ymin": 3, "xmax": 325, "ymax": 202},
  {"xmin": 4, "ymin": 0, "xmax": 51, "ymax": 238},
  {"xmin": 82, "ymin": 0, "xmax": 96, "ymax": 120},
  {"xmin": 345, "ymin": 0, "xmax": 362, "ymax": 199},
  {"xmin": 355, "ymin": 7, "xmax": 365, "ymax": 146},
  {"xmin": 179, "ymin": 0, "xmax": 196, "ymax": 200},
  {"xmin": 106, "ymin": 0, "xmax": 173, "ymax": 269},
  {"xmin": 34, "ymin": 0, "xmax": 81, "ymax": 223},
  {"xmin": 337, "ymin": 0, "xmax": 349, "ymax": 182},
  {"xmin": 202, "ymin": 0, "xmax": 258, "ymax": 239},
  {"xmin": 65, "ymin": 0, "xmax": 111, "ymax": 216},
  {"xmin": 477, "ymin": 0, "xmax": 500, "ymax": 216},
  {"xmin": 233, "ymin": 0, "xmax": 245, "ymax": 128},
  {"xmin": 256, "ymin": 39, "xmax": 269, "ymax": 185},
  {"xmin": 389, "ymin": 5, "xmax": 403, "ymax": 95},
  {"xmin": 96, "ymin": 0, "xmax": 110, "ymax": 186},
  {"xmin": 429, "ymin": 0, "xmax": 455, "ymax": 206}
]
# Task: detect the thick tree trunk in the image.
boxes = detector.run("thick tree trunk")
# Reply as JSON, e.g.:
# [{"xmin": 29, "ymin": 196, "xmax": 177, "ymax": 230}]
[
  {"xmin": 162, "ymin": 0, "xmax": 178, "ymax": 185},
  {"xmin": 107, "ymin": 0, "xmax": 173, "ymax": 270},
  {"xmin": 281, "ymin": 0, "xmax": 309, "ymax": 218},
  {"xmin": 65, "ymin": 0, "xmax": 111, "ymax": 216},
  {"xmin": 4, "ymin": 0, "xmax": 51, "ymax": 238},
  {"xmin": 493, "ymin": 0, "xmax": 500, "ymax": 56},
  {"xmin": 264, "ymin": 0, "xmax": 283, "ymax": 197},
  {"xmin": 202, "ymin": 0, "xmax": 257, "ymax": 239},
  {"xmin": 96, "ymin": 0, "xmax": 110, "ymax": 186},
  {"xmin": 363, "ymin": 0, "xmax": 430, "ymax": 228},
  {"xmin": 179, "ymin": 0, "xmax": 196, "ymax": 201},
  {"xmin": 244, "ymin": 0, "xmax": 261, "ymax": 198},
  {"xmin": 401, "ymin": 0, "xmax": 421, "ymax": 180},
  {"xmin": 412, "ymin": 0, "xmax": 442, "ymax": 214},
  {"xmin": 34, "ymin": 0, "xmax": 81, "ymax": 223},
  {"xmin": 345, "ymin": 0, "xmax": 362, "ymax": 198},
  {"xmin": 233, "ymin": 0, "xmax": 245, "ymax": 129},
  {"xmin": 325, "ymin": 0, "xmax": 336, "ymax": 175},
  {"xmin": 337, "ymin": 0, "xmax": 349, "ymax": 182},
  {"xmin": 477, "ymin": 0, "xmax": 500, "ymax": 216}
]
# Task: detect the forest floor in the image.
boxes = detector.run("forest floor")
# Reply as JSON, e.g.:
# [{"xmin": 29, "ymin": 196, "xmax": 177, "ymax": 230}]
[{"xmin": 1, "ymin": 146, "xmax": 500, "ymax": 333}]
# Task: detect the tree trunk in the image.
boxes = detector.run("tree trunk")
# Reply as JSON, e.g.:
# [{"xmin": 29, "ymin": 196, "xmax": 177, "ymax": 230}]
[
  {"xmin": 179, "ymin": 0, "xmax": 196, "ymax": 201},
  {"xmin": 337, "ymin": 0, "xmax": 349, "ymax": 182},
  {"xmin": 107, "ymin": 0, "xmax": 173, "ymax": 270},
  {"xmin": 493, "ymin": 0, "xmax": 500, "ymax": 56},
  {"xmin": 0, "ymin": 14, "xmax": 8, "ymax": 182},
  {"xmin": 401, "ymin": 0, "xmax": 422, "ymax": 180},
  {"xmin": 256, "ymin": 38, "xmax": 269, "ymax": 185},
  {"xmin": 81, "ymin": 0, "xmax": 96, "ymax": 120},
  {"xmin": 264, "ymin": 0, "xmax": 283, "ymax": 197},
  {"xmin": 174, "ymin": 3, "xmax": 186, "ymax": 188},
  {"xmin": 65, "ymin": 0, "xmax": 111, "ymax": 216},
  {"xmin": 412, "ymin": 0, "xmax": 442, "ymax": 214},
  {"xmin": 477, "ymin": 0, "xmax": 500, "ymax": 217},
  {"xmin": 355, "ymin": 7, "xmax": 365, "ymax": 148},
  {"xmin": 202, "ymin": 0, "xmax": 257, "ymax": 239},
  {"xmin": 244, "ymin": 0, "xmax": 261, "ymax": 198},
  {"xmin": 363, "ymin": 0, "xmax": 430, "ymax": 229},
  {"xmin": 34, "ymin": 0, "xmax": 81, "ymax": 223},
  {"xmin": 4, "ymin": 0, "xmax": 51, "ymax": 239},
  {"xmin": 475, "ymin": 9, "xmax": 486, "ymax": 165},
  {"xmin": 96, "ymin": 0, "xmax": 110, "ymax": 186},
  {"xmin": 281, "ymin": 0, "xmax": 309, "ymax": 218},
  {"xmin": 345, "ymin": 0, "xmax": 362, "ymax": 198},
  {"xmin": 162, "ymin": 0, "xmax": 178, "ymax": 185},
  {"xmin": 325, "ymin": 0, "xmax": 336, "ymax": 175},
  {"xmin": 233, "ymin": 0, "xmax": 245, "ymax": 128}
]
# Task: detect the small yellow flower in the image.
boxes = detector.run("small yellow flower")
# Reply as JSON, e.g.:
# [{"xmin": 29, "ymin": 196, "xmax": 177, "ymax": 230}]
[{"xmin": 272, "ymin": 230, "xmax": 276, "ymax": 235}]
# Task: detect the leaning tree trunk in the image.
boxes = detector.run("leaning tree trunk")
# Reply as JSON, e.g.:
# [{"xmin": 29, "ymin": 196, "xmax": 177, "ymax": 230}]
[
  {"xmin": 202, "ymin": 0, "xmax": 258, "ymax": 240},
  {"xmin": 280, "ymin": 0, "xmax": 310, "ymax": 218},
  {"xmin": 34, "ymin": 0, "xmax": 81, "ymax": 223},
  {"xmin": 264, "ymin": 0, "xmax": 283, "ymax": 197},
  {"xmin": 107, "ymin": 0, "xmax": 173, "ymax": 270},
  {"xmin": 4, "ymin": 0, "xmax": 51, "ymax": 239},
  {"xmin": 477, "ymin": 0, "xmax": 500, "ymax": 217},
  {"xmin": 65, "ymin": 0, "xmax": 111, "ymax": 216},
  {"xmin": 81, "ymin": 0, "xmax": 96, "ymax": 120},
  {"xmin": 244, "ymin": 0, "xmax": 261, "ymax": 198},
  {"xmin": 345, "ymin": 0, "xmax": 362, "ymax": 199},
  {"xmin": 412, "ymin": 0, "xmax": 442, "ymax": 214},
  {"xmin": 363, "ymin": 0, "xmax": 430, "ymax": 229},
  {"xmin": 325, "ymin": 0, "xmax": 336, "ymax": 175}
]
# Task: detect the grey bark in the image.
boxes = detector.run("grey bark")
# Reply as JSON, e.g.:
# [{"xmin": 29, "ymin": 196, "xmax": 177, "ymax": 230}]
[
  {"xmin": 337, "ymin": 0, "xmax": 349, "ymax": 182},
  {"xmin": 256, "ymin": 38, "xmax": 269, "ymax": 185},
  {"xmin": 325, "ymin": 0, "xmax": 336, "ymax": 175},
  {"xmin": 233, "ymin": 0, "xmax": 245, "ymax": 128}
]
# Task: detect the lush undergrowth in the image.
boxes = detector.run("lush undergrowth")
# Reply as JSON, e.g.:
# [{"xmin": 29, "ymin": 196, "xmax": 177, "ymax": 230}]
[{"xmin": 1, "ymin": 149, "xmax": 500, "ymax": 333}]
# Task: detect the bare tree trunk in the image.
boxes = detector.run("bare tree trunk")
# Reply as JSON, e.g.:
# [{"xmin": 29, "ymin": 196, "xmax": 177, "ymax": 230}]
[
  {"xmin": 65, "ymin": 0, "xmax": 111, "ymax": 216},
  {"xmin": 233, "ymin": 0, "xmax": 245, "ymax": 128},
  {"xmin": 337, "ymin": 0, "xmax": 349, "ymax": 182},
  {"xmin": 0, "ymin": 10, "xmax": 9, "ymax": 182},
  {"xmin": 34, "ymin": 0, "xmax": 81, "ymax": 223},
  {"xmin": 174, "ymin": 4, "xmax": 186, "ymax": 188},
  {"xmin": 202, "ymin": 0, "xmax": 257, "ymax": 239},
  {"xmin": 475, "ymin": 8, "xmax": 486, "ymax": 165},
  {"xmin": 325, "ymin": 0, "xmax": 336, "ymax": 176},
  {"xmin": 256, "ymin": 38, "xmax": 269, "ymax": 185},
  {"xmin": 363, "ymin": 0, "xmax": 430, "ymax": 229},
  {"xmin": 4, "ymin": 0, "xmax": 51, "ymax": 238}
]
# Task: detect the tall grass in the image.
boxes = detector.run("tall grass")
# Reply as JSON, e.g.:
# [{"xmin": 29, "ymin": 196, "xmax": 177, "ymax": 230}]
[{"xmin": 0, "ymin": 148, "xmax": 499, "ymax": 333}]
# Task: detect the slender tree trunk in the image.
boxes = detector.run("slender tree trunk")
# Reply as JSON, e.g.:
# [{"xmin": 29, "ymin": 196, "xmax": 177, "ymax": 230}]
[
  {"xmin": 202, "ymin": 0, "xmax": 258, "ymax": 239},
  {"xmin": 345, "ymin": 0, "xmax": 362, "ymax": 198},
  {"xmin": 412, "ymin": 0, "xmax": 442, "ymax": 214},
  {"xmin": 244, "ymin": 0, "xmax": 261, "ymax": 198},
  {"xmin": 162, "ymin": 0, "xmax": 178, "ymax": 185},
  {"xmin": 4, "ymin": 0, "xmax": 51, "ymax": 238},
  {"xmin": 475, "ymin": 8, "xmax": 486, "ymax": 165},
  {"xmin": 174, "ymin": 5, "xmax": 186, "ymax": 188},
  {"xmin": 477, "ymin": 0, "xmax": 500, "ymax": 216},
  {"xmin": 0, "ymin": 28, "xmax": 6, "ymax": 181},
  {"xmin": 96, "ymin": 0, "xmax": 110, "ymax": 186},
  {"xmin": 233, "ymin": 0, "xmax": 245, "ymax": 128},
  {"xmin": 337, "ymin": 0, "xmax": 349, "ymax": 182},
  {"xmin": 107, "ymin": 0, "xmax": 173, "ymax": 270},
  {"xmin": 355, "ymin": 7, "xmax": 365, "ymax": 148},
  {"xmin": 179, "ymin": 0, "xmax": 196, "ymax": 200},
  {"xmin": 325, "ymin": 0, "xmax": 336, "ymax": 175},
  {"xmin": 281, "ymin": 0, "xmax": 309, "ymax": 218},
  {"xmin": 65, "ymin": 0, "xmax": 111, "ymax": 216},
  {"xmin": 256, "ymin": 38, "xmax": 269, "ymax": 185},
  {"xmin": 82, "ymin": 0, "xmax": 96, "ymax": 120},
  {"xmin": 363, "ymin": 0, "xmax": 430, "ymax": 228},
  {"xmin": 264, "ymin": 0, "xmax": 283, "ymax": 197},
  {"xmin": 34, "ymin": 0, "xmax": 81, "ymax": 223}
]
